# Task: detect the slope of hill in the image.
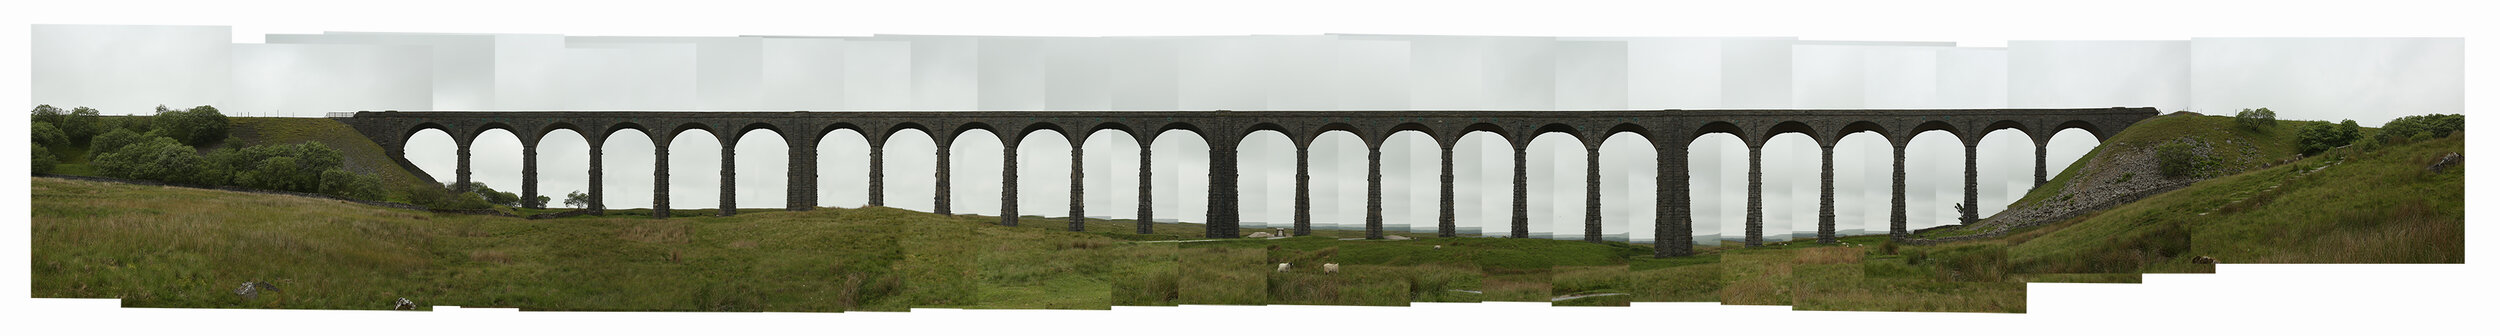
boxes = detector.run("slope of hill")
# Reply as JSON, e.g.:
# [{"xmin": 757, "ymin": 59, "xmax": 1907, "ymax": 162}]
[{"xmin": 1920, "ymin": 113, "xmax": 2323, "ymax": 240}]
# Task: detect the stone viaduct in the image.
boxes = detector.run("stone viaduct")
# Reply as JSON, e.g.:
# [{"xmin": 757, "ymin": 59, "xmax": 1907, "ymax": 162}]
[{"xmin": 336, "ymin": 108, "xmax": 2157, "ymax": 257}]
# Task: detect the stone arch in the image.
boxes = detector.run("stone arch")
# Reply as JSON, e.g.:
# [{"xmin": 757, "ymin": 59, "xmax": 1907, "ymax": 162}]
[
  {"xmin": 1456, "ymin": 123, "xmax": 1513, "ymax": 146},
  {"xmin": 466, "ymin": 121, "xmax": 522, "ymax": 145},
  {"xmin": 884, "ymin": 122, "xmax": 935, "ymax": 145},
  {"xmin": 400, "ymin": 121, "xmax": 453, "ymax": 149},
  {"xmin": 1018, "ymin": 122, "xmax": 1072, "ymax": 143},
  {"xmin": 666, "ymin": 122, "xmax": 718, "ymax": 145},
  {"xmin": 1906, "ymin": 120, "xmax": 1964, "ymax": 145},
  {"xmin": 2050, "ymin": 120, "xmax": 2109, "ymax": 141},
  {"xmin": 1086, "ymin": 122, "xmax": 1143, "ymax": 142},
  {"xmin": 538, "ymin": 121, "xmax": 589, "ymax": 143},
  {"xmin": 732, "ymin": 122, "xmax": 785, "ymax": 145},
  {"xmin": 815, "ymin": 122, "xmax": 865, "ymax": 144},
  {"xmin": 1690, "ymin": 121, "xmax": 1745, "ymax": 147},
  {"xmin": 1762, "ymin": 121, "xmax": 1822, "ymax": 147},
  {"xmin": 602, "ymin": 122, "xmax": 655, "ymax": 143},
  {"xmin": 1601, "ymin": 123, "xmax": 1653, "ymax": 145},
  {"xmin": 952, "ymin": 121, "xmax": 1002, "ymax": 144},
  {"xmin": 1527, "ymin": 123, "xmax": 1587, "ymax": 148},
  {"xmin": 1835, "ymin": 121, "xmax": 1893, "ymax": 146},
  {"xmin": 1979, "ymin": 120, "xmax": 2034, "ymax": 142}
]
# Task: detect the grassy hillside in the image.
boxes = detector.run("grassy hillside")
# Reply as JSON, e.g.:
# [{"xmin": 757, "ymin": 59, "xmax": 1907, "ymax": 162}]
[{"xmin": 49, "ymin": 117, "xmax": 441, "ymax": 203}]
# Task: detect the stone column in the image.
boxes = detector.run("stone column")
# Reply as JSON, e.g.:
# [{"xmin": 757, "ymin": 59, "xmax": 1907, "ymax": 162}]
[
  {"xmin": 1511, "ymin": 144, "xmax": 1529, "ymax": 239},
  {"xmin": 1002, "ymin": 143, "xmax": 1019, "ymax": 227},
  {"xmin": 1962, "ymin": 141, "xmax": 1980, "ymax": 225},
  {"xmin": 2034, "ymin": 141, "xmax": 2050, "ymax": 187},
  {"xmin": 1365, "ymin": 143, "xmax": 1384, "ymax": 240},
  {"xmin": 1658, "ymin": 141, "xmax": 1692, "ymax": 257},
  {"xmin": 589, "ymin": 142, "xmax": 605, "ymax": 215},
  {"xmin": 522, "ymin": 142, "xmax": 539, "ymax": 209},
  {"xmin": 654, "ymin": 140, "xmax": 671, "ymax": 219},
  {"xmin": 1293, "ymin": 144, "xmax": 1312, "ymax": 236},
  {"xmin": 454, "ymin": 141, "xmax": 472, "ymax": 191},
  {"xmin": 935, "ymin": 143, "xmax": 952, "ymax": 215},
  {"xmin": 1817, "ymin": 143, "xmax": 1836, "ymax": 244},
  {"xmin": 1438, "ymin": 143, "xmax": 1456, "ymax": 238},
  {"xmin": 1745, "ymin": 143, "xmax": 1762, "ymax": 247},
  {"xmin": 1585, "ymin": 143, "xmax": 1602, "ymax": 243},
  {"xmin": 1207, "ymin": 140, "xmax": 1241, "ymax": 238},
  {"xmin": 720, "ymin": 140, "xmax": 737, "ymax": 217},
  {"xmin": 868, "ymin": 140, "xmax": 884, "ymax": 207},
  {"xmin": 1070, "ymin": 141, "xmax": 1085, "ymax": 232},
  {"xmin": 1890, "ymin": 142, "xmax": 1908, "ymax": 240},
  {"xmin": 788, "ymin": 138, "xmax": 815, "ymax": 211},
  {"xmin": 1138, "ymin": 141, "xmax": 1154, "ymax": 235}
]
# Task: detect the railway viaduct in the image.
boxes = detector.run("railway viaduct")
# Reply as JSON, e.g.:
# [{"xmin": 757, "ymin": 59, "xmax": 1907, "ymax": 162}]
[{"xmin": 337, "ymin": 108, "xmax": 2158, "ymax": 257}]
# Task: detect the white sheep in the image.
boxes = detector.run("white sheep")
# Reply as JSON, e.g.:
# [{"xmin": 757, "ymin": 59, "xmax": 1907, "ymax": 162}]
[
  {"xmin": 1276, "ymin": 263, "xmax": 1291, "ymax": 273},
  {"xmin": 1322, "ymin": 263, "xmax": 1340, "ymax": 274}
]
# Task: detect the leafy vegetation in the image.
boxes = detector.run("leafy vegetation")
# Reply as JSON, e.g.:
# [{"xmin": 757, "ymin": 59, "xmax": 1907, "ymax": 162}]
[
  {"xmin": 2296, "ymin": 119, "xmax": 2360, "ymax": 156},
  {"xmin": 2233, "ymin": 107, "xmax": 2276, "ymax": 132}
]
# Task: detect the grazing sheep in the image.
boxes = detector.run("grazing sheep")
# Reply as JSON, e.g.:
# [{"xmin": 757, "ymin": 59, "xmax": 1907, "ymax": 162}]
[
  {"xmin": 1434, "ymin": 245, "xmax": 1442, "ymax": 250},
  {"xmin": 1322, "ymin": 263, "xmax": 1340, "ymax": 274},
  {"xmin": 1276, "ymin": 263, "xmax": 1291, "ymax": 273},
  {"xmin": 393, "ymin": 298, "xmax": 418, "ymax": 310},
  {"xmin": 2192, "ymin": 256, "xmax": 2219, "ymax": 264}
]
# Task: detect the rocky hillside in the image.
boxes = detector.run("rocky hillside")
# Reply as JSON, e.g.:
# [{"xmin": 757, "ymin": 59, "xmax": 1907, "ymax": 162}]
[{"xmin": 1915, "ymin": 112, "xmax": 2318, "ymax": 242}]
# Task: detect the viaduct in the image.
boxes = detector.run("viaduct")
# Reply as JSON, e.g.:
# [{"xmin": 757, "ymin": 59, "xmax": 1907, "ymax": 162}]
[{"xmin": 337, "ymin": 108, "xmax": 2158, "ymax": 257}]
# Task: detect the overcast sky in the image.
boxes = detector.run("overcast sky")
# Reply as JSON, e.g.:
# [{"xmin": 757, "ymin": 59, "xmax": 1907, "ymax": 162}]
[{"xmin": 29, "ymin": 26, "xmax": 2463, "ymax": 243}]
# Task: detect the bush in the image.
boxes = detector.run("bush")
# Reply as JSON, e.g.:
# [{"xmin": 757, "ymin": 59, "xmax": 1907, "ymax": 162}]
[
  {"xmin": 2296, "ymin": 120, "xmax": 2360, "ymax": 156},
  {"xmin": 223, "ymin": 142, "xmax": 345, "ymax": 193},
  {"xmin": 455, "ymin": 182, "xmax": 523, "ymax": 207},
  {"xmin": 31, "ymin": 105, "xmax": 63, "ymax": 126},
  {"xmin": 89, "ymin": 128, "xmax": 145, "ymax": 155},
  {"xmin": 2155, "ymin": 141, "xmax": 2201, "ymax": 178},
  {"xmin": 64, "ymin": 107, "xmax": 100, "ymax": 144},
  {"xmin": 406, "ymin": 183, "xmax": 496, "ymax": 210},
  {"xmin": 32, "ymin": 121, "xmax": 67, "ymax": 148},
  {"xmin": 33, "ymin": 144, "xmax": 58, "ymax": 175},
  {"xmin": 93, "ymin": 136, "xmax": 210, "ymax": 184},
  {"xmin": 153, "ymin": 105, "xmax": 229, "ymax": 147},
  {"xmin": 2233, "ymin": 108, "xmax": 2277, "ymax": 132},
  {"xmin": 2379, "ymin": 114, "xmax": 2464, "ymax": 142},
  {"xmin": 319, "ymin": 168, "xmax": 385, "ymax": 200}
]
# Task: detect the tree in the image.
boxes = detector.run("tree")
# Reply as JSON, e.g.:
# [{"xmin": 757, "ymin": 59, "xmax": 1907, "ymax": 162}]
[
  {"xmin": 33, "ymin": 144, "xmax": 58, "ymax": 175},
  {"xmin": 528, "ymin": 195, "xmax": 551, "ymax": 209},
  {"xmin": 455, "ymin": 182, "xmax": 522, "ymax": 207},
  {"xmin": 93, "ymin": 136, "xmax": 209, "ymax": 184},
  {"xmin": 64, "ymin": 107, "xmax": 101, "ymax": 144},
  {"xmin": 564, "ymin": 190, "xmax": 592, "ymax": 209},
  {"xmin": 319, "ymin": 168, "xmax": 384, "ymax": 200},
  {"xmin": 2379, "ymin": 114, "xmax": 2464, "ymax": 142},
  {"xmin": 31, "ymin": 105, "xmax": 63, "ymax": 125},
  {"xmin": 31, "ymin": 122, "xmax": 67, "ymax": 149},
  {"xmin": 90, "ymin": 128, "xmax": 146, "ymax": 155},
  {"xmin": 2296, "ymin": 119, "xmax": 2362, "ymax": 156},
  {"xmin": 154, "ymin": 105, "xmax": 229, "ymax": 146},
  {"xmin": 2233, "ymin": 108, "xmax": 2277, "ymax": 132}
]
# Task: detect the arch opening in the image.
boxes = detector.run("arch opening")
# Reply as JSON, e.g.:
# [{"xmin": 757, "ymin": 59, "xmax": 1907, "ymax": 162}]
[
  {"xmin": 1452, "ymin": 131, "xmax": 1513, "ymax": 237},
  {"xmin": 538, "ymin": 129, "xmax": 591, "ymax": 209},
  {"xmin": 1689, "ymin": 132, "xmax": 1745, "ymax": 247},
  {"xmin": 1015, "ymin": 130, "xmax": 1074, "ymax": 219},
  {"xmin": 1238, "ymin": 130, "xmax": 1293, "ymax": 231},
  {"xmin": 601, "ymin": 129, "xmax": 657, "ymax": 210},
  {"xmin": 733, "ymin": 129, "xmax": 790, "ymax": 210},
  {"xmin": 817, "ymin": 129, "xmax": 870, "ymax": 208},
  {"xmin": 1382, "ymin": 131, "xmax": 1438, "ymax": 235},
  {"xmin": 1598, "ymin": 132, "xmax": 1654, "ymax": 243},
  {"xmin": 950, "ymin": 129, "xmax": 1006, "ymax": 216},
  {"xmin": 1526, "ymin": 132, "xmax": 1586, "ymax": 240},
  {"xmin": 884, "ymin": 129, "xmax": 938, "ymax": 212},
  {"xmin": 667, "ymin": 129, "xmax": 723, "ymax": 212}
]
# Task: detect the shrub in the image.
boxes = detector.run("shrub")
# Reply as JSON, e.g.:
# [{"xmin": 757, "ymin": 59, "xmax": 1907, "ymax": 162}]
[
  {"xmin": 319, "ymin": 168, "xmax": 385, "ymax": 200},
  {"xmin": 64, "ymin": 107, "xmax": 100, "ymax": 144},
  {"xmin": 33, "ymin": 144, "xmax": 58, "ymax": 175},
  {"xmin": 211, "ymin": 142, "xmax": 346, "ymax": 192},
  {"xmin": 2155, "ymin": 141, "xmax": 2201, "ymax": 178},
  {"xmin": 31, "ymin": 105, "xmax": 63, "ymax": 125},
  {"xmin": 2379, "ymin": 114, "xmax": 2465, "ymax": 142},
  {"xmin": 2233, "ymin": 108, "xmax": 2277, "ymax": 132},
  {"xmin": 406, "ymin": 183, "xmax": 496, "ymax": 210},
  {"xmin": 455, "ymin": 182, "xmax": 523, "ymax": 207},
  {"xmin": 32, "ymin": 121, "xmax": 67, "ymax": 148},
  {"xmin": 2296, "ymin": 120, "xmax": 2360, "ymax": 156},
  {"xmin": 93, "ymin": 136, "xmax": 209, "ymax": 184},
  {"xmin": 153, "ymin": 105, "xmax": 229, "ymax": 147},
  {"xmin": 90, "ymin": 128, "xmax": 146, "ymax": 155}
]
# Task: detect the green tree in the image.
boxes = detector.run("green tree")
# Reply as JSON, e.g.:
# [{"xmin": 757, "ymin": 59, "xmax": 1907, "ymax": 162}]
[
  {"xmin": 93, "ymin": 136, "xmax": 209, "ymax": 184},
  {"xmin": 154, "ymin": 105, "xmax": 229, "ymax": 146},
  {"xmin": 33, "ymin": 144, "xmax": 58, "ymax": 175},
  {"xmin": 2233, "ymin": 108, "xmax": 2277, "ymax": 132},
  {"xmin": 2296, "ymin": 120, "xmax": 2362, "ymax": 156},
  {"xmin": 63, "ymin": 107, "xmax": 101, "ymax": 144},
  {"xmin": 90, "ymin": 128, "xmax": 147, "ymax": 158},
  {"xmin": 319, "ymin": 168, "xmax": 384, "ymax": 200},
  {"xmin": 32, "ymin": 122, "xmax": 67, "ymax": 149},
  {"xmin": 564, "ymin": 190, "xmax": 592, "ymax": 209},
  {"xmin": 31, "ymin": 105, "xmax": 64, "ymax": 125}
]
